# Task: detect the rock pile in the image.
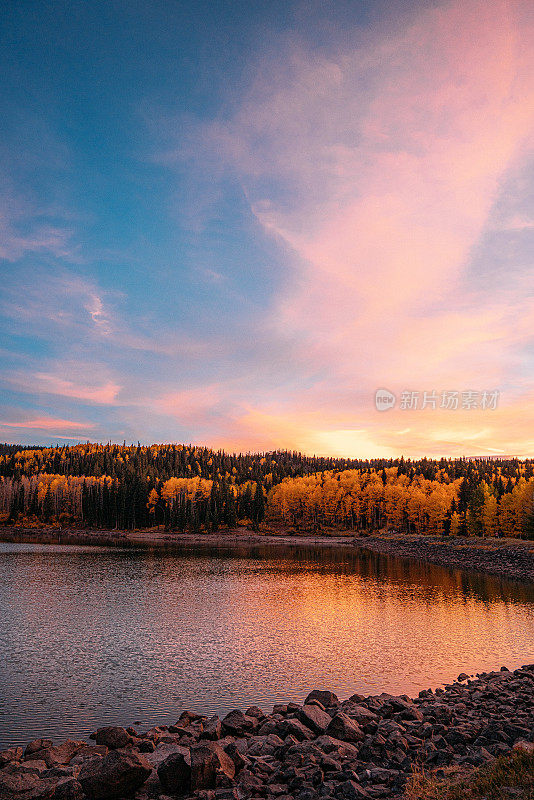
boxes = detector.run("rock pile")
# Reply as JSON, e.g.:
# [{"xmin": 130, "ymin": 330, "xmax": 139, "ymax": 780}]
[{"xmin": 1, "ymin": 665, "xmax": 533, "ymax": 800}]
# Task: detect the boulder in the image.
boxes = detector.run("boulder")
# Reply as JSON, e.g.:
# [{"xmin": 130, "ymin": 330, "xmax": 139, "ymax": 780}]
[
  {"xmin": 335, "ymin": 779, "xmax": 368, "ymax": 798},
  {"xmin": 41, "ymin": 741, "xmax": 86, "ymax": 768},
  {"xmin": 178, "ymin": 710, "xmax": 203, "ymax": 723},
  {"xmin": 304, "ymin": 691, "xmax": 339, "ymax": 708},
  {"xmin": 145, "ymin": 742, "xmax": 190, "ymax": 770},
  {"xmin": 326, "ymin": 713, "xmax": 364, "ymax": 743},
  {"xmin": 314, "ymin": 735, "xmax": 360, "ymax": 760},
  {"xmin": 340, "ymin": 704, "xmax": 378, "ymax": 725},
  {"xmin": 138, "ymin": 739, "xmax": 156, "ymax": 753},
  {"xmin": 78, "ymin": 748, "xmax": 152, "ymax": 799},
  {"xmin": 298, "ymin": 705, "xmax": 332, "ymax": 735},
  {"xmin": 222, "ymin": 710, "xmax": 258, "ymax": 735},
  {"xmin": 246, "ymin": 734, "xmax": 284, "ymax": 757},
  {"xmin": 272, "ymin": 704, "xmax": 288, "ymax": 715},
  {"xmin": 278, "ymin": 718, "xmax": 315, "ymax": 741},
  {"xmin": 245, "ymin": 706, "xmax": 266, "ymax": 719},
  {"xmin": 24, "ymin": 740, "xmax": 53, "ymax": 760},
  {"xmin": 15, "ymin": 759, "xmax": 48, "ymax": 775},
  {"xmin": 95, "ymin": 726, "xmax": 133, "ymax": 750},
  {"xmin": 191, "ymin": 743, "xmax": 236, "ymax": 790},
  {"xmin": 223, "ymin": 741, "xmax": 250, "ymax": 772},
  {"xmin": 0, "ymin": 745, "xmax": 23, "ymax": 767},
  {"xmin": 69, "ymin": 744, "xmax": 108, "ymax": 764},
  {"xmin": 0, "ymin": 769, "xmax": 58, "ymax": 799},
  {"xmin": 54, "ymin": 778, "xmax": 85, "ymax": 800},
  {"xmin": 203, "ymin": 716, "xmax": 223, "ymax": 740},
  {"xmin": 143, "ymin": 725, "xmax": 171, "ymax": 743},
  {"xmin": 237, "ymin": 768, "xmax": 265, "ymax": 795},
  {"xmin": 157, "ymin": 749, "xmax": 192, "ymax": 794}
]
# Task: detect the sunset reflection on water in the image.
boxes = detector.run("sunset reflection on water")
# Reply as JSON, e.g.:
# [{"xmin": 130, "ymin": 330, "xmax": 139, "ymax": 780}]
[{"xmin": 0, "ymin": 541, "xmax": 532, "ymax": 748}]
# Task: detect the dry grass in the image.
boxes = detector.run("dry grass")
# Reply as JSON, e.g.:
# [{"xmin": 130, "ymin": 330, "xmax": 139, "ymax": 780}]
[{"xmin": 404, "ymin": 750, "xmax": 534, "ymax": 800}]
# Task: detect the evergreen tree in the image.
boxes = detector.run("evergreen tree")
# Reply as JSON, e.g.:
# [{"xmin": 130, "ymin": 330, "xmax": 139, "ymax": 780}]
[{"xmin": 252, "ymin": 482, "xmax": 265, "ymax": 529}]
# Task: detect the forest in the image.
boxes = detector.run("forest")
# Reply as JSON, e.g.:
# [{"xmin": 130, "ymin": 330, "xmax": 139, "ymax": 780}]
[{"xmin": 0, "ymin": 443, "xmax": 533, "ymax": 538}]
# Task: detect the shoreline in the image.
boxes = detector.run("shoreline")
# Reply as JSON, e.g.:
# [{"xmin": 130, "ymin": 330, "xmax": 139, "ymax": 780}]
[
  {"xmin": 1, "ymin": 531, "xmax": 533, "ymax": 797},
  {"xmin": 2, "ymin": 665, "xmax": 533, "ymax": 800},
  {"xmin": 1, "ymin": 525, "xmax": 533, "ymax": 584}
]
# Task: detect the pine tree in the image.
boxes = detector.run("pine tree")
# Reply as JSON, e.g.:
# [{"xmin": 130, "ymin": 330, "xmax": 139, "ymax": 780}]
[{"xmin": 252, "ymin": 482, "xmax": 265, "ymax": 529}]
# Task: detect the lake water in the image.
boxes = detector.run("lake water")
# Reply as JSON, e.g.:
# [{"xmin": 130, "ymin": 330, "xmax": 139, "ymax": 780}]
[{"xmin": 0, "ymin": 540, "xmax": 533, "ymax": 749}]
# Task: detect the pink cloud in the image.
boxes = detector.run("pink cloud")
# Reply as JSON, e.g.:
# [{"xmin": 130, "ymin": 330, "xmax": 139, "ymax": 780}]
[
  {"xmin": 170, "ymin": 0, "xmax": 534, "ymax": 457},
  {"xmin": 32, "ymin": 374, "xmax": 121, "ymax": 404},
  {"xmin": 157, "ymin": 384, "xmax": 223, "ymax": 424},
  {"xmin": 0, "ymin": 417, "xmax": 95, "ymax": 431}
]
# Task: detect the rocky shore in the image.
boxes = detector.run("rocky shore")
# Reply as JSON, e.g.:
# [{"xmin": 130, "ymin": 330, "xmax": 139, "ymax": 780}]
[
  {"xmin": 357, "ymin": 535, "xmax": 534, "ymax": 584},
  {"xmin": 2, "ymin": 665, "xmax": 533, "ymax": 800}
]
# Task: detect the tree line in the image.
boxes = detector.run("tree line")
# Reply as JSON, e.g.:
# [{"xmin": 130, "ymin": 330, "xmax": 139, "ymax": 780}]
[{"xmin": 0, "ymin": 443, "xmax": 533, "ymax": 537}]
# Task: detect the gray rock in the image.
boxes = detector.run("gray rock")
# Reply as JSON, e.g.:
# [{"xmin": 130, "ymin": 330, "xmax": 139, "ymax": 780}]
[
  {"xmin": 204, "ymin": 716, "xmax": 223, "ymax": 740},
  {"xmin": 16, "ymin": 759, "xmax": 48, "ymax": 775},
  {"xmin": 245, "ymin": 707, "xmax": 266, "ymax": 720},
  {"xmin": 298, "ymin": 705, "xmax": 332, "ymax": 735},
  {"xmin": 157, "ymin": 749, "xmax": 192, "ymax": 794},
  {"xmin": 0, "ymin": 745, "xmax": 24, "ymax": 766},
  {"xmin": 326, "ymin": 714, "xmax": 364, "ymax": 743},
  {"xmin": 78, "ymin": 748, "xmax": 152, "ymax": 799},
  {"xmin": 24, "ymin": 740, "xmax": 54, "ymax": 760},
  {"xmin": 222, "ymin": 710, "xmax": 258, "ymax": 735},
  {"xmin": 95, "ymin": 726, "xmax": 133, "ymax": 750},
  {"xmin": 304, "ymin": 691, "xmax": 339, "ymax": 708},
  {"xmin": 314, "ymin": 736, "xmax": 360, "ymax": 760},
  {"xmin": 335, "ymin": 779, "xmax": 368, "ymax": 798},
  {"xmin": 69, "ymin": 744, "xmax": 108, "ymax": 765},
  {"xmin": 54, "ymin": 778, "xmax": 85, "ymax": 800},
  {"xmin": 191, "ymin": 743, "xmax": 236, "ymax": 790},
  {"xmin": 0, "ymin": 769, "xmax": 56, "ymax": 799},
  {"xmin": 278, "ymin": 719, "xmax": 315, "ymax": 741}
]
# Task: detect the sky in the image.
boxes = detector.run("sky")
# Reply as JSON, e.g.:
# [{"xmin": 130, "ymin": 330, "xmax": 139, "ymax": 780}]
[{"xmin": 0, "ymin": 0, "xmax": 533, "ymax": 459}]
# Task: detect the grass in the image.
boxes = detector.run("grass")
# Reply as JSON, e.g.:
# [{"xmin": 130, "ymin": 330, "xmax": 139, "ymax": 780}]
[{"xmin": 404, "ymin": 750, "xmax": 534, "ymax": 800}]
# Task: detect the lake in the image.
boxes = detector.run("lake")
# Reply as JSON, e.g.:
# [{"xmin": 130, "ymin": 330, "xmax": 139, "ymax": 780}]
[{"xmin": 0, "ymin": 540, "xmax": 533, "ymax": 749}]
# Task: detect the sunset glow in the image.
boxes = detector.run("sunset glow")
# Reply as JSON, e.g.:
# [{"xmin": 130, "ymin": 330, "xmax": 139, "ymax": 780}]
[{"xmin": 1, "ymin": 0, "xmax": 533, "ymax": 457}]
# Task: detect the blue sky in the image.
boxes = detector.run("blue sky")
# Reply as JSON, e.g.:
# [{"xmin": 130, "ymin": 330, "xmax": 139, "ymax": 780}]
[{"xmin": 1, "ymin": 0, "xmax": 533, "ymax": 457}]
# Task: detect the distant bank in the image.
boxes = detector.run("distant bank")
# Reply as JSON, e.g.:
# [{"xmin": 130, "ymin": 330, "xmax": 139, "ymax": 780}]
[{"xmin": 0, "ymin": 526, "xmax": 533, "ymax": 584}]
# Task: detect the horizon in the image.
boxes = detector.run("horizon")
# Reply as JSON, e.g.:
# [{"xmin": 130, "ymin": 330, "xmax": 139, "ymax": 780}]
[
  {"xmin": 1, "ymin": 0, "xmax": 533, "ymax": 459},
  {"xmin": 0, "ymin": 439, "xmax": 531, "ymax": 463}
]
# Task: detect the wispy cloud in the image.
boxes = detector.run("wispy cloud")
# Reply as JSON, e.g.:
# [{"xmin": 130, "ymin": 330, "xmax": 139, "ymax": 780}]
[
  {"xmin": 0, "ymin": 416, "xmax": 95, "ymax": 431},
  {"xmin": 502, "ymin": 215, "xmax": 534, "ymax": 231},
  {"xmin": 157, "ymin": 0, "xmax": 534, "ymax": 456},
  {"xmin": 31, "ymin": 374, "xmax": 120, "ymax": 404},
  {"xmin": 2, "ymin": 0, "xmax": 533, "ymax": 458},
  {"xmin": 0, "ymin": 190, "xmax": 82, "ymax": 263}
]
